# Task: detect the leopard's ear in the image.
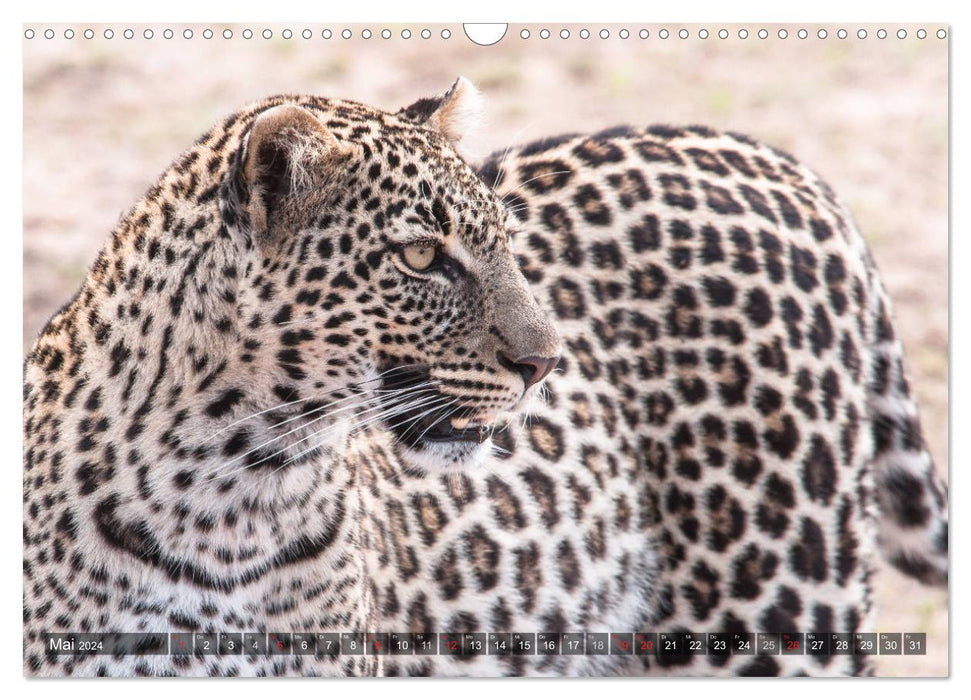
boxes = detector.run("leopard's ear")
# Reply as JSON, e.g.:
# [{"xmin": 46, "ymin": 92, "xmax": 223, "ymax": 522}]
[
  {"xmin": 397, "ymin": 77, "xmax": 485, "ymax": 148},
  {"xmin": 230, "ymin": 104, "xmax": 348, "ymax": 238}
]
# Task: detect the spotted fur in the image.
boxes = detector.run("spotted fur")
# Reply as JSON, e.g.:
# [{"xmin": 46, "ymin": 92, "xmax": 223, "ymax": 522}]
[{"xmin": 23, "ymin": 80, "xmax": 947, "ymax": 677}]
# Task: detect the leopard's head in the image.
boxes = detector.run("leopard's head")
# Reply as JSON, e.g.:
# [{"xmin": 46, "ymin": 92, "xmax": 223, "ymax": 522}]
[{"xmin": 223, "ymin": 79, "xmax": 561, "ymax": 473}]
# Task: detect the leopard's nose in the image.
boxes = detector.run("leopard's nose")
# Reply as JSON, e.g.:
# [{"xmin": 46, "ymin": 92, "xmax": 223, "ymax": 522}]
[{"xmin": 499, "ymin": 352, "xmax": 561, "ymax": 390}]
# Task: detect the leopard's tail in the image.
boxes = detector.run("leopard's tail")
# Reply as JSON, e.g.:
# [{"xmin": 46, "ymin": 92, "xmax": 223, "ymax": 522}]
[{"xmin": 866, "ymin": 281, "xmax": 948, "ymax": 586}]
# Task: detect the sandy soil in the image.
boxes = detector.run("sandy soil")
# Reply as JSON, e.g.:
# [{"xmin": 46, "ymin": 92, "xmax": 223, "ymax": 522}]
[{"xmin": 22, "ymin": 23, "xmax": 948, "ymax": 676}]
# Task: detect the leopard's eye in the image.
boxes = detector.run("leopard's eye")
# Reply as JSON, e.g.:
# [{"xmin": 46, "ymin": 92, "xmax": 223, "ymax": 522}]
[{"xmin": 401, "ymin": 244, "xmax": 437, "ymax": 272}]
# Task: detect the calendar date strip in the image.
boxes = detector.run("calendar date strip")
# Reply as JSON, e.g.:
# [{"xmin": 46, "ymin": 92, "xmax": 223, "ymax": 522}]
[{"xmin": 41, "ymin": 631, "xmax": 927, "ymax": 657}]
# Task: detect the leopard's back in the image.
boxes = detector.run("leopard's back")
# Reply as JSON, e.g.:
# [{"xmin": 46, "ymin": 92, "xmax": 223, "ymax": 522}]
[{"xmin": 469, "ymin": 124, "xmax": 948, "ymax": 675}]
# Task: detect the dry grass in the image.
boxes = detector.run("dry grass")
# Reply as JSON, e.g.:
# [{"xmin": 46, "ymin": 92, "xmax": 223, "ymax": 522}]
[{"xmin": 22, "ymin": 23, "xmax": 948, "ymax": 676}]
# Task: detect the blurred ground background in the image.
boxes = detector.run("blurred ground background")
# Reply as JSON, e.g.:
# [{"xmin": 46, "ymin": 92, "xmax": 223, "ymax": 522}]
[{"xmin": 22, "ymin": 23, "xmax": 948, "ymax": 676}]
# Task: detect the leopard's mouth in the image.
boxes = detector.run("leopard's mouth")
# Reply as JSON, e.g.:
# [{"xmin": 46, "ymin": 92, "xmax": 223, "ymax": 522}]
[
  {"xmin": 401, "ymin": 414, "xmax": 494, "ymax": 445},
  {"xmin": 377, "ymin": 365, "xmax": 504, "ymax": 449}
]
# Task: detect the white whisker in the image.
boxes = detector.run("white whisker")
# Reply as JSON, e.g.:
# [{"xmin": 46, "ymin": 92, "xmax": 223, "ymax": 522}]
[
  {"xmin": 208, "ymin": 391, "xmax": 447, "ymax": 485},
  {"xmin": 203, "ymin": 364, "xmax": 428, "ymax": 442},
  {"xmin": 498, "ymin": 170, "xmax": 572, "ymax": 201},
  {"xmin": 270, "ymin": 394, "xmax": 457, "ymax": 474}
]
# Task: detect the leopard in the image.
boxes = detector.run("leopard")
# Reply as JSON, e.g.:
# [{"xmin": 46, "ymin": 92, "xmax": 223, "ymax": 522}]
[{"xmin": 23, "ymin": 77, "xmax": 948, "ymax": 677}]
